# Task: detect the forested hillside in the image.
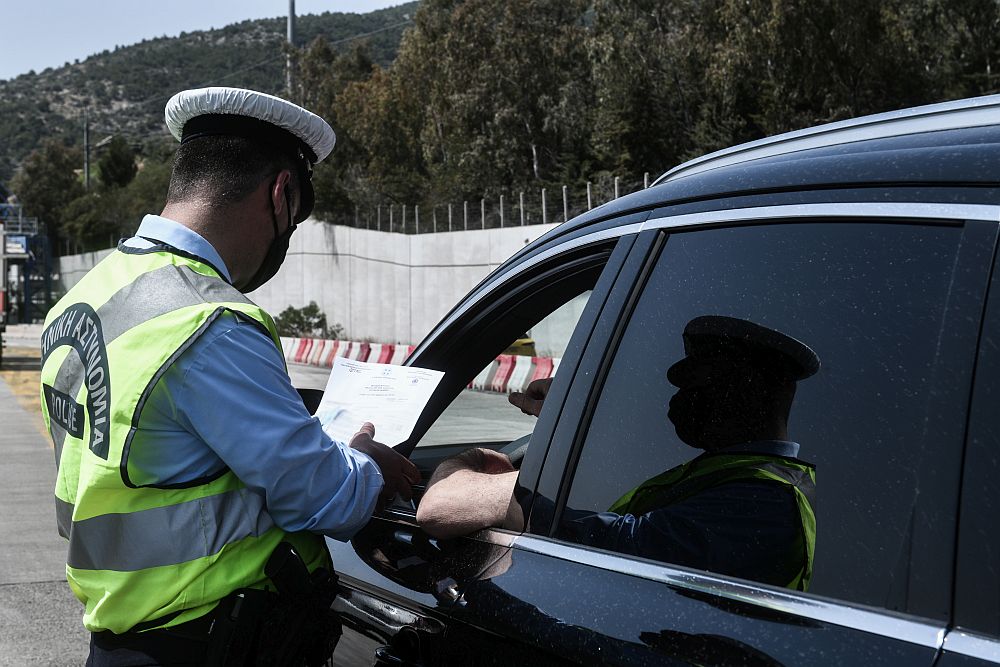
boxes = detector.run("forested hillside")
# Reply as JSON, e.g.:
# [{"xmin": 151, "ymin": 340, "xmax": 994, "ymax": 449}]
[{"xmin": 0, "ymin": 3, "xmax": 416, "ymax": 184}]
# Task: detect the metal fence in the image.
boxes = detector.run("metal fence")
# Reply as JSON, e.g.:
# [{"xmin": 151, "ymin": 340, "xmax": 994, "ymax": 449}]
[
  {"xmin": 328, "ymin": 174, "xmax": 654, "ymax": 234},
  {"xmin": 0, "ymin": 204, "xmax": 40, "ymax": 235}
]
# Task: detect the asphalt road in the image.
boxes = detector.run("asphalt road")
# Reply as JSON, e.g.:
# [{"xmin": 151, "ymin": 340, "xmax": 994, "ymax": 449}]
[
  {"xmin": 0, "ymin": 339, "xmax": 89, "ymax": 666},
  {"xmin": 0, "ymin": 325, "xmax": 533, "ymax": 665}
]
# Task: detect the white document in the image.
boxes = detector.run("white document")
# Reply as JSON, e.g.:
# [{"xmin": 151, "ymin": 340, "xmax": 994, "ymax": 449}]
[{"xmin": 316, "ymin": 357, "xmax": 445, "ymax": 447}]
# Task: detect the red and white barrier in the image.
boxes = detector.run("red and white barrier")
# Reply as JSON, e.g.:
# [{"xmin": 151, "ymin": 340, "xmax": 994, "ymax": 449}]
[{"xmin": 280, "ymin": 337, "xmax": 557, "ymax": 395}]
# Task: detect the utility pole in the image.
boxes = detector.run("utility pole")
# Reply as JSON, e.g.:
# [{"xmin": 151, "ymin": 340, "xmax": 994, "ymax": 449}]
[
  {"xmin": 287, "ymin": 0, "xmax": 296, "ymax": 97},
  {"xmin": 83, "ymin": 110, "xmax": 90, "ymax": 190}
]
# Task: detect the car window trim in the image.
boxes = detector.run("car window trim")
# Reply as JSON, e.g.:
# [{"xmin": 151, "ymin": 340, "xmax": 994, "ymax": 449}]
[
  {"xmin": 511, "ymin": 533, "xmax": 947, "ymax": 651},
  {"xmin": 942, "ymin": 629, "xmax": 1000, "ymax": 662},
  {"xmin": 642, "ymin": 201, "xmax": 999, "ymax": 231}
]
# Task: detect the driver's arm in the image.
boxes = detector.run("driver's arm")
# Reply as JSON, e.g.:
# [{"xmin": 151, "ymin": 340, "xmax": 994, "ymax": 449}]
[{"xmin": 417, "ymin": 448, "xmax": 518, "ymax": 538}]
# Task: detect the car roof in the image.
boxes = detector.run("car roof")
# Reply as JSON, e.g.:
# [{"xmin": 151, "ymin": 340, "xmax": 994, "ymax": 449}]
[{"xmin": 655, "ymin": 93, "xmax": 1000, "ymax": 184}]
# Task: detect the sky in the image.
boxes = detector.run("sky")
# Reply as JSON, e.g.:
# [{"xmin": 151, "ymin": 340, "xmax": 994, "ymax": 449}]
[{"xmin": 0, "ymin": 1, "xmax": 407, "ymax": 81}]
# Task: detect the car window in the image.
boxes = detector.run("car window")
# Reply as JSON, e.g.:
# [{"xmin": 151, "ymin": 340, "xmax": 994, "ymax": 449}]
[
  {"xmin": 418, "ymin": 291, "xmax": 592, "ymax": 448},
  {"xmin": 559, "ymin": 221, "xmax": 985, "ymax": 619}
]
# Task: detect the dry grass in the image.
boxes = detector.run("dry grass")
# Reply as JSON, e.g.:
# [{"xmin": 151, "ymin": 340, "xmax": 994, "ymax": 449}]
[{"xmin": 0, "ymin": 346, "xmax": 47, "ymax": 438}]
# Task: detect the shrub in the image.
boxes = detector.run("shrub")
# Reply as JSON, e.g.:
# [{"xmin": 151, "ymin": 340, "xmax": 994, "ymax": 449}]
[{"xmin": 274, "ymin": 301, "xmax": 344, "ymax": 339}]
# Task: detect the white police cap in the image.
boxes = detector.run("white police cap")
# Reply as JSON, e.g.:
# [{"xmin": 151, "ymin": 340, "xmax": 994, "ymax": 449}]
[{"xmin": 164, "ymin": 87, "xmax": 336, "ymax": 164}]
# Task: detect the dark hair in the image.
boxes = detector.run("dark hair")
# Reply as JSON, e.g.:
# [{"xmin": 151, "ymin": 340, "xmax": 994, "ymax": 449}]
[{"xmin": 166, "ymin": 135, "xmax": 297, "ymax": 207}]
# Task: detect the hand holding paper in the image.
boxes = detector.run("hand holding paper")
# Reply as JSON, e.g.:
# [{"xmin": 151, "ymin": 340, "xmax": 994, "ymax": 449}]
[
  {"xmin": 317, "ymin": 357, "xmax": 445, "ymax": 448},
  {"xmin": 348, "ymin": 422, "xmax": 420, "ymax": 505}
]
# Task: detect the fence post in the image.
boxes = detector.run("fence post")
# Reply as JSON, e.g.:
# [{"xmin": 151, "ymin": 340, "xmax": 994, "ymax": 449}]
[
  {"xmin": 355, "ymin": 204, "xmax": 359, "ymax": 227},
  {"xmin": 433, "ymin": 207, "xmax": 437, "ymax": 233},
  {"xmin": 644, "ymin": 172, "xmax": 650, "ymax": 189},
  {"xmin": 448, "ymin": 203, "xmax": 453, "ymax": 231},
  {"xmin": 377, "ymin": 205, "xmax": 382, "ymax": 232},
  {"xmin": 464, "ymin": 201, "xmax": 469, "ymax": 230},
  {"xmin": 389, "ymin": 205, "xmax": 394, "ymax": 233},
  {"xmin": 499, "ymin": 195, "xmax": 505, "ymax": 227},
  {"xmin": 614, "ymin": 176, "xmax": 620, "ymax": 199},
  {"xmin": 402, "ymin": 205, "xmax": 407, "ymax": 233},
  {"xmin": 586, "ymin": 182, "xmax": 592, "ymax": 210},
  {"xmin": 415, "ymin": 205, "xmax": 420, "ymax": 233},
  {"xmin": 481, "ymin": 199, "xmax": 486, "ymax": 229},
  {"xmin": 541, "ymin": 188, "xmax": 547, "ymax": 224},
  {"xmin": 562, "ymin": 185, "xmax": 568, "ymax": 222},
  {"xmin": 519, "ymin": 192, "xmax": 525, "ymax": 225}
]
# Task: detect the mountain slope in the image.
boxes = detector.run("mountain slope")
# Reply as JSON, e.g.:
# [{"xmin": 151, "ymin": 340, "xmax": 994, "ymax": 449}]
[{"xmin": 0, "ymin": 3, "xmax": 417, "ymax": 185}]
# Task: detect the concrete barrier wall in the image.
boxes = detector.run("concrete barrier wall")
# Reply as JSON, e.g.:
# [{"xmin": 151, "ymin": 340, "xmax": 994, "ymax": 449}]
[
  {"xmin": 56, "ymin": 249, "xmax": 115, "ymax": 290},
  {"xmin": 55, "ymin": 222, "xmax": 559, "ymax": 345}
]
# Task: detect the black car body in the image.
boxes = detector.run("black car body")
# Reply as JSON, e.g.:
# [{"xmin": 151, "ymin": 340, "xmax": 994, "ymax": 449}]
[{"xmin": 325, "ymin": 96, "xmax": 1000, "ymax": 666}]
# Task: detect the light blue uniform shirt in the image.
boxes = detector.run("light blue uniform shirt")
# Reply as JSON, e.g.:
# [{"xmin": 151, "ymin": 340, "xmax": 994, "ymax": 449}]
[{"xmin": 121, "ymin": 214, "xmax": 383, "ymax": 540}]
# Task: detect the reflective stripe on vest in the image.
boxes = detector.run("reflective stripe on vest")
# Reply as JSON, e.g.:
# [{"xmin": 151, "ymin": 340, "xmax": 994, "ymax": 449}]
[
  {"xmin": 40, "ymin": 247, "xmax": 326, "ymax": 634},
  {"xmin": 55, "ymin": 488, "xmax": 275, "ymax": 571},
  {"xmin": 608, "ymin": 452, "xmax": 816, "ymax": 591}
]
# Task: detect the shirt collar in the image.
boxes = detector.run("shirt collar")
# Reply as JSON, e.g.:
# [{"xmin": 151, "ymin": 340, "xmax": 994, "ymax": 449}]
[
  {"xmin": 715, "ymin": 440, "xmax": 801, "ymax": 458},
  {"xmin": 129, "ymin": 214, "xmax": 232, "ymax": 283}
]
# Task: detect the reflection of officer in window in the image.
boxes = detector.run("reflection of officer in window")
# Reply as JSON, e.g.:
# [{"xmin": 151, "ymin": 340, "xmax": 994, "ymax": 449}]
[
  {"xmin": 419, "ymin": 315, "xmax": 820, "ymax": 592},
  {"xmin": 565, "ymin": 315, "xmax": 820, "ymax": 590}
]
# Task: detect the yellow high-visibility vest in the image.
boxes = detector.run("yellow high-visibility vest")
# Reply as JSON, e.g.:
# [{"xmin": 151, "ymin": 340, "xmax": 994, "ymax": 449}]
[
  {"xmin": 40, "ymin": 245, "xmax": 327, "ymax": 633},
  {"xmin": 609, "ymin": 452, "xmax": 816, "ymax": 591}
]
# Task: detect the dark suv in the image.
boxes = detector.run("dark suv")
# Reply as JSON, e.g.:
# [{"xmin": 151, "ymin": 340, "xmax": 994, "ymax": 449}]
[{"xmin": 324, "ymin": 96, "xmax": 1000, "ymax": 666}]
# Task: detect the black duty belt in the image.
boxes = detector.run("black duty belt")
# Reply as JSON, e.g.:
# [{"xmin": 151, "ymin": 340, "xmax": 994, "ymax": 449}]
[{"xmin": 91, "ymin": 608, "xmax": 217, "ymax": 648}]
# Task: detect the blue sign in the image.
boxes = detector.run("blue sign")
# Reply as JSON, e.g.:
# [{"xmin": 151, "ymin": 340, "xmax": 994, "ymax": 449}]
[{"xmin": 4, "ymin": 234, "xmax": 28, "ymax": 255}]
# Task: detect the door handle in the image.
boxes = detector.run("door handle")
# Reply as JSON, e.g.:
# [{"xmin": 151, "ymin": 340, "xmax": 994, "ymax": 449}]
[
  {"xmin": 374, "ymin": 645, "xmax": 421, "ymax": 666},
  {"xmin": 374, "ymin": 626, "xmax": 427, "ymax": 666}
]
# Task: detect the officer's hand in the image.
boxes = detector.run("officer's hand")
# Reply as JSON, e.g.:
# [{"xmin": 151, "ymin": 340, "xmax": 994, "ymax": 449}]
[
  {"xmin": 508, "ymin": 377, "xmax": 553, "ymax": 417},
  {"xmin": 350, "ymin": 422, "xmax": 421, "ymax": 506}
]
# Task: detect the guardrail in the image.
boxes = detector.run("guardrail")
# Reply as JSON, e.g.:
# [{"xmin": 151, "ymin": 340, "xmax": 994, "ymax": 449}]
[{"xmin": 280, "ymin": 337, "xmax": 559, "ymax": 394}]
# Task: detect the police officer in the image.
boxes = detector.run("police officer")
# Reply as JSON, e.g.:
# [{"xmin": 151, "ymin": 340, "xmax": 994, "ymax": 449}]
[
  {"xmin": 39, "ymin": 87, "xmax": 419, "ymax": 665},
  {"xmin": 419, "ymin": 316, "xmax": 818, "ymax": 591}
]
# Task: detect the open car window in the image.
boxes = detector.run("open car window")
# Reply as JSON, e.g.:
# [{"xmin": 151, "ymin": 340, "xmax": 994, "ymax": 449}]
[
  {"xmin": 418, "ymin": 291, "xmax": 592, "ymax": 450},
  {"xmin": 399, "ymin": 239, "xmax": 621, "ymax": 505}
]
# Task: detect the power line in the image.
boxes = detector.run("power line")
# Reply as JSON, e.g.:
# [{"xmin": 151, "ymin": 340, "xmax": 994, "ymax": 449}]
[
  {"xmin": 327, "ymin": 19, "xmax": 413, "ymax": 47},
  {"xmin": 110, "ymin": 18, "xmax": 415, "ymax": 116}
]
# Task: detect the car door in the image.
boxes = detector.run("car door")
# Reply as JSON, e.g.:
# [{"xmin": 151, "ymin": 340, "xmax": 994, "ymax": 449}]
[
  {"xmin": 327, "ymin": 224, "xmax": 643, "ymax": 666},
  {"xmin": 442, "ymin": 202, "xmax": 999, "ymax": 665}
]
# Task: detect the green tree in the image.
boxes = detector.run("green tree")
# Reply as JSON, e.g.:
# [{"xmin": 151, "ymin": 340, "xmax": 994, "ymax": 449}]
[
  {"xmin": 60, "ymin": 149, "xmax": 172, "ymax": 251},
  {"xmin": 403, "ymin": 0, "xmax": 592, "ymax": 195},
  {"xmin": 294, "ymin": 38, "xmax": 379, "ymax": 221},
  {"xmin": 9, "ymin": 140, "xmax": 85, "ymax": 252},
  {"xmin": 118, "ymin": 154, "xmax": 172, "ymax": 223},
  {"xmin": 274, "ymin": 301, "xmax": 344, "ymax": 338},
  {"xmin": 336, "ymin": 65, "xmax": 429, "ymax": 208},
  {"xmin": 60, "ymin": 191, "xmax": 120, "ymax": 251},
  {"xmin": 97, "ymin": 136, "xmax": 138, "ymax": 190},
  {"xmin": 587, "ymin": 0, "xmax": 705, "ymax": 178}
]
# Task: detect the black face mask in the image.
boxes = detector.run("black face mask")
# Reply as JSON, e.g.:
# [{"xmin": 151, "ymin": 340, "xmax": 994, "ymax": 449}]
[{"xmin": 240, "ymin": 189, "xmax": 296, "ymax": 293}]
